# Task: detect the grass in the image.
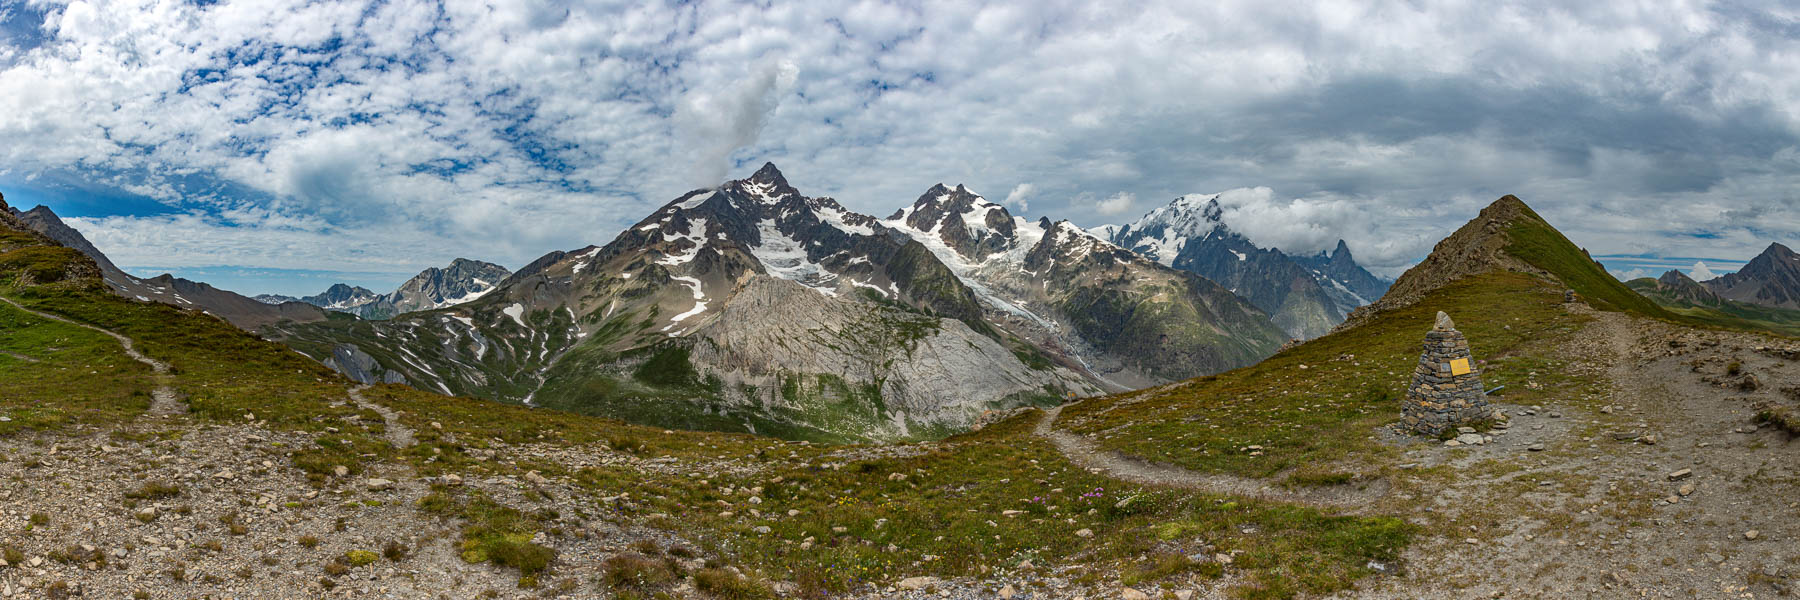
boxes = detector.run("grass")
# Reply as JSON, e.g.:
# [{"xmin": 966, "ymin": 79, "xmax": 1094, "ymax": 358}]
[
  {"xmin": 1755, "ymin": 405, "xmax": 1800, "ymax": 436},
  {"xmin": 418, "ymin": 489, "xmax": 557, "ymax": 584},
  {"xmin": 694, "ymin": 567, "xmax": 775, "ymax": 599},
  {"xmin": 1060, "ymin": 273, "xmax": 1591, "ymax": 478},
  {"xmin": 123, "ymin": 481, "xmax": 181, "ymax": 500}
]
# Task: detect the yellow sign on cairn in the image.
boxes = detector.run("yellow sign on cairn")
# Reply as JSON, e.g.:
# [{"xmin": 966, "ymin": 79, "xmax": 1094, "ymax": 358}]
[{"xmin": 1449, "ymin": 358, "xmax": 1471, "ymax": 376}]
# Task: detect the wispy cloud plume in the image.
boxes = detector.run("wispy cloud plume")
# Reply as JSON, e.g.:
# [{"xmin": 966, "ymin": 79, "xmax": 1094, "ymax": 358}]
[{"xmin": 675, "ymin": 60, "xmax": 800, "ymax": 189}]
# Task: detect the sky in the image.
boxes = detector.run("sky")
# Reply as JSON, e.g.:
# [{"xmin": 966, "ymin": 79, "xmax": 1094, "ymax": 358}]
[{"xmin": 0, "ymin": 1, "xmax": 1797, "ymax": 296}]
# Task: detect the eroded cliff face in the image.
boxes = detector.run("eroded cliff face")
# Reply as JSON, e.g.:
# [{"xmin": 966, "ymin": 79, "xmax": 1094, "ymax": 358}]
[{"xmin": 685, "ymin": 276, "xmax": 1095, "ymax": 440}]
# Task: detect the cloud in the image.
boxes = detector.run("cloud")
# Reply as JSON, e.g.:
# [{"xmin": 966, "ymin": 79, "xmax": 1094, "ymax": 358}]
[
  {"xmin": 674, "ymin": 60, "xmax": 801, "ymax": 189},
  {"xmin": 1611, "ymin": 267, "xmax": 1651, "ymax": 281},
  {"xmin": 1095, "ymin": 192, "xmax": 1134, "ymax": 216},
  {"xmin": 0, "ymin": 0, "xmax": 1796, "ymax": 294},
  {"xmin": 1002, "ymin": 183, "xmax": 1034, "ymax": 212},
  {"xmin": 1691, "ymin": 261, "xmax": 1716, "ymax": 281}
]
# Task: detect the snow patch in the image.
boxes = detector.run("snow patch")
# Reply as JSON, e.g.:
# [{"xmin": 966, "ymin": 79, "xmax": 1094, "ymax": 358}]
[
  {"xmin": 748, "ymin": 219, "xmax": 839, "ymax": 294},
  {"xmin": 502, "ymin": 304, "xmax": 527, "ymax": 327},
  {"xmin": 656, "ymin": 217, "xmax": 710, "ymax": 266}
]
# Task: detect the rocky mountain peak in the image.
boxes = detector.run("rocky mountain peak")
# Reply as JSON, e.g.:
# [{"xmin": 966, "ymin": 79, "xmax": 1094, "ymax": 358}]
[
  {"xmin": 748, "ymin": 161, "xmax": 790, "ymax": 188},
  {"xmin": 1658, "ymin": 269, "xmax": 1696, "ymax": 287},
  {"xmin": 1761, "ymin": 242, "xmax": 1796, "ymax": 261},
  {"xmin": 1703, "ymin": 240, "xmax": 1800, "ymax": 309}
]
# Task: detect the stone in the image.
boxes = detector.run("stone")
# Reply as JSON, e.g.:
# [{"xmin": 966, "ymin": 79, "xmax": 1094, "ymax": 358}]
[
  {"xmin": 1528, "ymin": 443, "xmax": 1546, "ymax": 452},
  {"xmin": 443, "ymin": 474, "xmax": 463, "ymax": 486},
  {"xmin": 1121, "ymin": 588, "xmax": 1150, "ymax": 600},
  {"xmin": 897, "ymin": 576, "xmax": 940, "ymax": 591},
  {"xmin": 524, "ymin": 471, "xmax": 549, "ymax": 485},
  {"xmin": 1074, "ymin": 528, "xmax": 1094, "ymax": 538},
  {"xmin": 1175, "ymin": 591, "xmax": 1195, "ymax": 600},
  {"xmin": 366, "ymin": 478, "xmax": 394, "ymax": 491},
  {"xmin": 1746, "ymin": 530, "xmax": 1760, "ymax": 540},
  {"xmin": 999, "ymin": 584, "xmax": 1016, "ymax": 599},
  {"xmin": 1402, "ymin": 312, "xmax": 1492, "ymax": 436},
  {"xmin": 1667, "ymin": 469, "xmax": 1693, "ymax": 482},
  {"xmin": 1455, "ymin": 433, "xmax": 1484, "ymax": 445},
  {"xmin": 1678, "ymin": 483, "xmax": 1696, "ymax": 496},
  {"xmin": 333, "ymin": 465, "xmax": 349, "ymax": 477}
]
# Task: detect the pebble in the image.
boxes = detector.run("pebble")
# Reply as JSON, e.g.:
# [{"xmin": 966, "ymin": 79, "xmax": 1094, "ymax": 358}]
[
  {"xmin": 366, "ymin": 478, "xmax": 394, "ymax": 491},
  {"xmin": 1120, "ymin": 588, "xmax": 1150, "ymax": 600},
  {"xmin": 1745, "ymin": 530, "xmax": 1760, "ymax": 540},
  {"xmin": 1667, "ymin": 469, "xmax": 1692, "ymax": 482}
]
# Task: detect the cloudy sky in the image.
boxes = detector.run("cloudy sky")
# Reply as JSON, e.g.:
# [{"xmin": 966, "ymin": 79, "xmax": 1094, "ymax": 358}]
[{"xmin": 1, "ymin": 0, "xmax": 1797, "ymax": 295}]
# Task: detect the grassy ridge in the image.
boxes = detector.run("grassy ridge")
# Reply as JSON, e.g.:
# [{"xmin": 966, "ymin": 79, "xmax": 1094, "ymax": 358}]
[{"xmin": 1498, "ymin": 203, "xmax": 1670, "ymax": 317}]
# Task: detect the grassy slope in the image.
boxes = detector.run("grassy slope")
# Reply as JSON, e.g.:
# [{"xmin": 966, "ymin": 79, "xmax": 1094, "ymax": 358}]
[
  {"xmin": 1498, "ymin": 204, "xmax": 1670, "ymax": 317},
  {"xmin": 1058, "ymin": 273, "xmax": 1591, "ymax": 480},
  {"xmin": 0, "ymin": 237, "xmax": 1410, "ymax": 598}
]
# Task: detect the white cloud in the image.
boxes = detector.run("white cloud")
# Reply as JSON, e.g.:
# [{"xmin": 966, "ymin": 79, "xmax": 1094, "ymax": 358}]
[
  {"xmin": 0, "ymin": 0, "xmax": 1796, "ymax": 293},
  {"xmin": 1690, "ymin": 261, "xmax": 1716, "ymax": 281},
  {"xmin": 1611, "ymin": 268, "xmax": 1651, "ymax": 281},
  {"xmin": 674, "ymin": 60, "xmax": 801, "ymax": 188},
  {"xmin": 1095, "ymin": 192, "xmax": 1134, "ymax": 216},
  {"xmin": 1002, "ymin": 183, "xmax": 1034, "ymax": 212}
]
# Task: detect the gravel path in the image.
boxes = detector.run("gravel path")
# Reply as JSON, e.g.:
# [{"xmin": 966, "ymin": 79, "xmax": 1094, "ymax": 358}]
[
  {"xmin": 1034, "ymin": 404, "xmax": 1385, "ymax": 509},
  {"xmin": 0, "ymin": 296, "xmax": 185, "ymax": 416},
  {"xmin": 348, "ymin": 384, "xmax": 416, "ymax": 449}
]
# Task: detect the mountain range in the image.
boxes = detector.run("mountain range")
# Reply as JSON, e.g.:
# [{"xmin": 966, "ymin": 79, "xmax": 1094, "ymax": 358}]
[
  {"xmin": 267, "ymin": 164, "xmax": 1290, "ymax": 441},
  {"xmin": 257, "ymin": 259, "xmax": 511, "ymax": 319},
  {"xmin": 1094, "ymin": 194, "xmax": 1390, "ymax": 339}
]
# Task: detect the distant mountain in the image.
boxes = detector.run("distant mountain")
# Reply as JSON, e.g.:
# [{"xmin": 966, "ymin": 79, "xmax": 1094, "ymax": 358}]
[
  {"xmin": 1649, "ymin": 270, "xmax": 1723, "ymax": 306},
  {"xmin": 1703, "ymin": 243, "xmax": 1800, "ymax": 309},
  {"xmin": 288, "ymin": 260, "xmax": 510, "ymax": 319},
  {"xmin": 253, "ymin": 293, "xmax": 299, "ymax": 305},
  {"xmin": 302, "ymin": 284, "xmax": 379, "ymax": 311},
  {"xmin": 6, "ymin": 202, "xmax": 327, "ymax": 330},
  {"xmin": 884, "ymin": 184, "xmax": 1286, "ymax": 388},
  {"xmin": 270, "ymin": 164, "xmax": 1286, "ymax": 442},
  {"xmin": 1294, "ymin": 239, "xmax": 1392, "ymax": 307},
  {"xmin": 1096, "ymin": 194, "xmax": 1389, "ymax": 339}
]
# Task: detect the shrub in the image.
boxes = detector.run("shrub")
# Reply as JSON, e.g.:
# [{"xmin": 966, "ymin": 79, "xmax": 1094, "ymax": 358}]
[
  {"xmin": 345, "ymin": 550, "xmax": 379, "ymax": 567},
  {"xmin": 601, "ymin": 554, "xmax": 674, "ymax": 591},
  {"xmin": 694, "ymin": 567, "xmax": 775, "ymax": 599},
  {"xmin": 124, "ymin": 481, "xmax": 181, "ymax": 500}
]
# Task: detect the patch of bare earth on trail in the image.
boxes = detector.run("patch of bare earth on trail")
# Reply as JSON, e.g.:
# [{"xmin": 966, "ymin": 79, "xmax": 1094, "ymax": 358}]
[
  {"xmin": 1344, "ymin": 308, "xmax": 1800, "ymax": 599},
  {"xmin": 1037, "ymin": 405, "xmax": 1390, "ymax": 509}
]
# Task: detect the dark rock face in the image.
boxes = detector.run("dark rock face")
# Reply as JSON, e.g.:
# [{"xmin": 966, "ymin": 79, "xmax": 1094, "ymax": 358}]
[
  {"xmin": 1401, "ymin": 312, "xmax": 1494, "ymax": 436},
  {"xmin": 1705, "ymin": 243, "xmax": 1800, "ymax": 309}
]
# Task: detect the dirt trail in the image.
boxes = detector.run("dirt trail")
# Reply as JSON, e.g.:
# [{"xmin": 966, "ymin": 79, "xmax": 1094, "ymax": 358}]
[
  {"xmin": 0, "ymin": 297, "xmax": 185, "ymax": 416},
  {"xmin": 1035, "ymin": 404, "xmax": 1384, "ymax": 509},
  {"xmin": 348, "ymin": 384, "xmax": 417, "ymax": 449}
]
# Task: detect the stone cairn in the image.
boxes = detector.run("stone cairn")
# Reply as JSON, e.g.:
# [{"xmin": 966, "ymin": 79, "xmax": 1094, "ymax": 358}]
[{"xmin": 1402, "ymin": 311, "xmax": 1495, "ymax": 436}]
